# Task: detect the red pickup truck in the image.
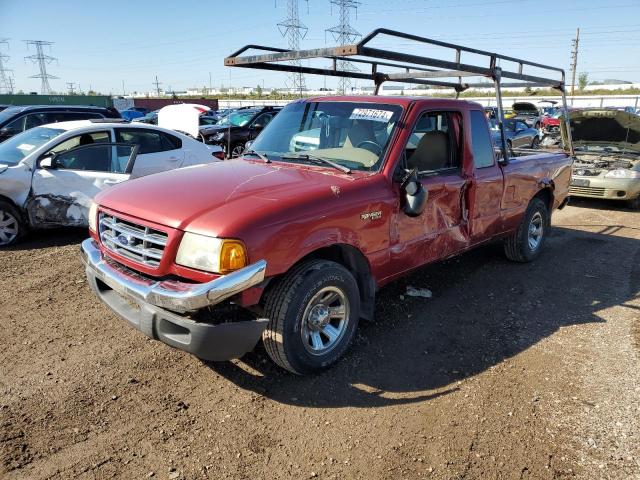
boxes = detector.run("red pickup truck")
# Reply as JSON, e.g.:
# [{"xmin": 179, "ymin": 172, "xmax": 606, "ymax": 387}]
[{"xmin": 81, "ymin": 96, "xmax": 572, "ymax": 374}]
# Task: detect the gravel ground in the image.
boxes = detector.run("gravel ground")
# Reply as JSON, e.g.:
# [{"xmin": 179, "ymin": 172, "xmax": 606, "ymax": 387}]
[{"xmin": 1, "ymin": 198, "xmax": 638, "ymax": 480}]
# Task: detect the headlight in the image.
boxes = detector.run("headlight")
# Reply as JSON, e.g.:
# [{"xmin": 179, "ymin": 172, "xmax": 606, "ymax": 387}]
[
  {"xmin": 176, "ymin": 232, "xmax": 247, "ymax": 274},
  {"xmin": 212, "ymin": 132, "xmax": 224, "ymax": 141},
  {"xmin": 88, "ymin": 201, "xmax": 98, "ymax": 233},
  {"xmin": 605, "ymin": 169, "xmax": 640, "ymax": 179}
]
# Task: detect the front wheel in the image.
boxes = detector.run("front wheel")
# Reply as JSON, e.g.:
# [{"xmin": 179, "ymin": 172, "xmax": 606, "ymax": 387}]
[
  {"xmin": 531, "ymin": 136, "xmax": 540, "ymax": 149},
  {"xmin": 503, "ymin": 197, "xmax": 549, "ymax": 262},
  {"xmin": 262, "ymin": 259, "xmax": 360, "ymax": 374},
  {"xmin": 229, "ymin": 143, "xmax": 245, "ymax": 159},
  {"xmin": 628, "ymin": 196, "xmax": 640, "ymax": 210},
  {"xmin": 0, "ymin": 200, "xmax": 25, "ymax": 247}
]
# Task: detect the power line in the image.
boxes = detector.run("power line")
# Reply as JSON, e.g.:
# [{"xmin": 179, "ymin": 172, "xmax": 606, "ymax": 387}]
[
  {"xmin": 570, "ymin": 28, "xmax": 580, "ymax": 95},
  {"xmin": 24, "ymin": 40, "xmax": 58, "ymax": 94},
  {"xmin": 66, "ymin": 82, "xmax": 76, "ymax": 95},
  {"xmin": 326, "ymin": 0, "xmax": 361, "ymax": 94},
  {"xmin": 0, "ymin": 38, "xmax": 14, "ymax": 94},
  {"xmin": 277, "ymin": 0, "xmax": 308, "ymax": 94}
]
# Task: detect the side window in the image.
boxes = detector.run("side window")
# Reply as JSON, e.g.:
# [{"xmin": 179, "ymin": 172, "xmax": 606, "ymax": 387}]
[
  {"xmin": 160, "ymin": 132, "xmax": 182, "ymax": 151},
  {"xmin": 24, "ymin": 113, "xmax": 49, "ymax": 130},
  {"xmin": 470, "ymin": 110, "xmax": 495, "ymax": 169},
  {"xmin": 405, "ymin": 111, "xmax": 461, "ymax": 173},
  {"xmin": 48, "ymin": 112, "xmax": 102, "ymax": 123},
  {"xmin": 50, "ymin": 131, "xmax": 111, "ymax": 154},
  {"xmin": 115, "ymin": 129, "xmax": 163, "ymax": 154},
  {"xmin": 54, "ymin": 144, "xmax": 114, "ymax": 172},
  {"xmin": 253, "ymin": 113, "xmax": 273, "ymax": 128},
  {"xmin": 4, "ymin": 116, "xmax": 26, "ymax": 132}
]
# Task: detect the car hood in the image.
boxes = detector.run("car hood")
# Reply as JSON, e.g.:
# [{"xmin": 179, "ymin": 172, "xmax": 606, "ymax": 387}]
[
  {"xmin": 95, "ymin": 159, "xmax": 359, "ymax": 236},
  {"xmin": 565, "ymin": 109, "xmax": 640, "ymax": 152}
]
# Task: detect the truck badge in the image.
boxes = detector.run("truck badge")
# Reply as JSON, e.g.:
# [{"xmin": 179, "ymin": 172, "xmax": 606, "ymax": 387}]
[{"xmin": 361, "ymin": 211, "xmax": 382, "ymax": 221}]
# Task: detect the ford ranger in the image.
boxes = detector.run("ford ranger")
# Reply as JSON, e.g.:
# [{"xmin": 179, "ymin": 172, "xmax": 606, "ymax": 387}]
[{"xmin": 81, "ymin": 95, "xmax": 572, "ymax": 374}]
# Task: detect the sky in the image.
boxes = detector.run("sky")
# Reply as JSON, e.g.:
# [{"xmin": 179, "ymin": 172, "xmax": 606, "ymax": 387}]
[{"xmin": 1, "ymin": 0, "xmax": 639, "ymax": 95}]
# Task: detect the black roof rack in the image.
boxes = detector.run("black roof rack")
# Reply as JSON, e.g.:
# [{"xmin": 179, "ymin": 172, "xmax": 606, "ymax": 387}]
[{"xmin": 224, "ymin": 28, "xmax": 574, "ymax": 157}]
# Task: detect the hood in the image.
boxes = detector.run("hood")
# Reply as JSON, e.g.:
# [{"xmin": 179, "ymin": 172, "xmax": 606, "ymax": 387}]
[
  {"xmin": 565, "ymin": 109, "xmax": 640, "ymax": 152},
  {"xmin": 512, "ymin": 102, "xmax": 538, "ymax": 114},
  {"xmin": 95, "ymin": 159, "xmax": 358, "ymax": 236}
]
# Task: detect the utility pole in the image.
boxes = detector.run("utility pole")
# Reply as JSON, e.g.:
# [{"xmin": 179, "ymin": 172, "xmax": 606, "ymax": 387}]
[
  {"xmin": 570, "ymin": 28, "xmax": 580, "ymax": 96},
  {"xmin": 153, "ymin": 75, "xmax": 162, "ymax": 97},
  {"xmin": 66, "ymin": 82, "xmax": 76, "ymax": 95},
  {"xmin": 0, "ymin": 38, "xmax": 13, "ymax": 94},
  {"xmin": 209, "ymin": 71, "xmax": 212, "ymax": 94},
  {"xmin": 122, "ymin": 80, "xmax": 126, "ymax": 96},
  {"xmin": 24, "ymin": 40, "xmax": 58, "ymax": 94},
  {"xmin": 326, "ymin": 0, "xmax": 362, "ymax": 94},
  {"xmin": 277, "ymin": 0, "xmax": 308, "ymax": 95}
]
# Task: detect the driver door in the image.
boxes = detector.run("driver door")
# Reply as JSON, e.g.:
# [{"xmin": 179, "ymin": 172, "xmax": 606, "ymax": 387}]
[{"xmin": 27, "ymin": 141, "xmax": 137, "ymax": 227}]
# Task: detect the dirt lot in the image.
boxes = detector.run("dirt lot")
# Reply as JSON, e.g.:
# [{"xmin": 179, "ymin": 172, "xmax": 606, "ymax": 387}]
[{"xmin": 1, "ymin": 199, "xmax": 639, "ymax": 480}]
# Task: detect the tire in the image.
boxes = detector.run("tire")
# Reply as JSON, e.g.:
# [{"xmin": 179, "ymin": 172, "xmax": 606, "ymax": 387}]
[
  {"xmin": 531, "ymin": 136, "xmax": 540, "ymax": 149},
  {"xmin": 262, "ymin": 259, "xmax": 360, "ymax": 374},
  {"xmin": 503, "ymin": 197, "xmax": 549, "ymax": 263},
  {"xmin": 230, "ymin": 143, "xmax": 245, "ymax": 159},
  {"xmin": 0, "ymin": 200, "xmax": 25, "ymax": 247},
  {"xmin": 628, "ymin": 196, "xmax": 640, "ymax": 210}
]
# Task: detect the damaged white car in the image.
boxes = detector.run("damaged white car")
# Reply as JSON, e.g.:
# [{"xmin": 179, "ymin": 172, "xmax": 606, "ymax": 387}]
[{"xmin": 0, "ymin": 120, "xmax": 222, "ymax": 246}]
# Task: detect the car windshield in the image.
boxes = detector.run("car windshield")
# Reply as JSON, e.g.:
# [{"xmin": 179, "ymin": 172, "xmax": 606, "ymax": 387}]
[
  {"xmin": 216, "ymin": 110, "xmax": 257, "ymax": 127},
  {"xmin": 249, "ymin": 101, "xmax": 403, "ymax": 172},
  {"xmin": 0, "ymin": 126, "xmax": 64, "ymax": 165}
]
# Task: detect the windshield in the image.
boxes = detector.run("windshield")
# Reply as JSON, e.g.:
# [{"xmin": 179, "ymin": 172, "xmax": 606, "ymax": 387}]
[
  {"xmin": 0, "ymin": 126, "xmax": 64, "ymax": 165},
  {"xmin": 250, "ymin": 101, "xmax": 403, "ymax": 171},
  {"xmin": 216, "ymin": 110, "xmax": 257, "ymax": 127}
]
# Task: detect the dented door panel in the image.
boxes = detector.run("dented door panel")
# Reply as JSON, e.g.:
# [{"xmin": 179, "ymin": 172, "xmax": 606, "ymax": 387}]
[{"xmin": 27, "ymin": 169, "xmax": 129, "ymax": 227}]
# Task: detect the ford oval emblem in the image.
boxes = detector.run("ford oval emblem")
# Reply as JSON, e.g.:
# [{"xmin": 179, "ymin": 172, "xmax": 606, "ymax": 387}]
[{"xmin": 116, "ymin": 234, "xmax": 133, "ymax": 246}]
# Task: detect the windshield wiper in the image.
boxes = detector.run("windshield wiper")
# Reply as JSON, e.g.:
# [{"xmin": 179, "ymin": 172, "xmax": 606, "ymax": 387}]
[
  {"xmin": 243, "ymin": 149, "xmax": 270, "ymax": 163},
  {"xmin": 280, "ymin": 153, "xmax": 351, "ymax": 173}
]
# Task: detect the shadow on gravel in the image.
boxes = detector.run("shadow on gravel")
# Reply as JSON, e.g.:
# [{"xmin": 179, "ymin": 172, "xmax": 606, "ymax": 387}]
[
  {"xmin": 210, "ymin": 225, "xmax": 640, "ymax": 409},
  {"xmin": 4, "ymin": 227, "xmax": 88, "ymax": 251}
]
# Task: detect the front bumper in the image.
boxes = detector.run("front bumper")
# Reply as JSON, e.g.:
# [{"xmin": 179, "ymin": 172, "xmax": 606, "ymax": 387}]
[
  {"xmin": 569, "ymin": 176, "xmax": 640, "ymax": 201},
  {"xmin": 81, "ymin": 239, "xmax": 268, "ymax": 361}
]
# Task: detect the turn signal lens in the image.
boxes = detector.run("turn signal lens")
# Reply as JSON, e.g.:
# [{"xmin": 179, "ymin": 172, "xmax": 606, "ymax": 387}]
[
  {"xmin": 219, "ymin": 240, "xmax": 247, "ymax": 274},
  {"xmin": 88, "ymin": 201, "xmax": 98, "ymax": 233}
]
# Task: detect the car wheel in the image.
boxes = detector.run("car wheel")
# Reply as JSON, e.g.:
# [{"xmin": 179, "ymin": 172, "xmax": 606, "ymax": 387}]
[
  {"xmin": 0, "ymin": 200, "xmax": 25, "ymax": 247},
  {"xmin": 503, "ymin": 197, "xmax": 549, "ymax": 263},
  {"xmin": 628, "ymin": 196, "xmax": 640, "ymax": 210},
  {"xmin": 230, "ymin": 143, "xmax": 245, "ymax": 158},
  {"xmin": 262, "ymin": 259, "xmax": 360, "ymax": 374},
  {"xmin": 531, "ymin": 136, "xmax": 540, "ymax": 149}
]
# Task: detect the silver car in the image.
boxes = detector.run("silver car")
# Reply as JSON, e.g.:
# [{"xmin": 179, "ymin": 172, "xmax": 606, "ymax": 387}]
[{"xmin": 489, "ymin": 118, "xmax": 540, "ymax": 151}]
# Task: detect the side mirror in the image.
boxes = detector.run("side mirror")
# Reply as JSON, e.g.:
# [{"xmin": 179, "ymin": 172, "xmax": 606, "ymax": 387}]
[
  {"xmin": 39, "ymin": 156, "xmax": 55, "ymax": 169},
  {"xmin": 252, "ymin": 123, "xmax": 264, "ymax": 131},
  {"xmin": 400, "ymin": 168, "xmax": 428, "ymax": 217}
]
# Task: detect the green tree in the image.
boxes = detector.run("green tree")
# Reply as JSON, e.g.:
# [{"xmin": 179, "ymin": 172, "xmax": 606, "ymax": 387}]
[
  {"xmin": 578, "ymin": 72, "xmax": 589, "ymax": 90},
  {"xmin": 256, "ymin": 84, "xmax": 263, "ymax": 98}
]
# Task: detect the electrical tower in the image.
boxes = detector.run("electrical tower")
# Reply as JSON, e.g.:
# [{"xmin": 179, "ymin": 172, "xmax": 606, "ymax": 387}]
[
  {"xmin": 0, "ymin": 38, "xmax": 14, "ymax": 94},
  {"xmin": 25, "ymin": 40, "xmax": 58, "ymax": 94},
  {"xmin": 277, "ymin": 0, "xmax": 308, "ymax": 94},
  {"xmin": 66, "ymin": 82, "xmax": 76, "ymax": 95},
  {"xmin": 326, "ymin": 0, "xmax": 361, "ymax": 94},
  {"xmin": 153, "ymin": 75, "xmax": 162, "ymax": 97},
  {"xmin": 570, "ymin": 28, "xmax": 580, "ymax": 96}
]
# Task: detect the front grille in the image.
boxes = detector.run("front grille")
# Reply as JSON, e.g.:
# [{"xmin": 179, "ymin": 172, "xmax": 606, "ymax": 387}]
[
  {"xmin": 569, "ymin": 186, "xmax": 605, "ymax": 197},
  {"xmin": 99, "ymin": 213, "xmax": 168, "ymax": 268}
]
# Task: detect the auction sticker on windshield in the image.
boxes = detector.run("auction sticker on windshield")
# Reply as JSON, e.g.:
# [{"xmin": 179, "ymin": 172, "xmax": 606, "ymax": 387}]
[
  {"xmin": 350, "ymin": 108, "xmax": 394, "ymax": 123},
  {"xmin": 17, "ymin": 143, "xmax": 36, "ymax": 152}
]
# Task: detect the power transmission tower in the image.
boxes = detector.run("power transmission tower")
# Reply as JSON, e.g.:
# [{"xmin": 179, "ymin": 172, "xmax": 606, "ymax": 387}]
[
  {"xmin": 0, "ymin": 38, "xmax": 14, "ymax": 94},
  {"xmin": 277, "ymin": 0, "xmax": 308, "ymax": 94},
  {"xmin": 153, "ymin": 75, "xmax": 162, "ymax": 97},
  {"xmin": 570, "ymin": 28, "xmax": 580, "ymax": 96},
  {"xmin": 24, "ymin": 40, "xmax": 58, "ymax": 94},
  {"xmin": 66, "ymin": 82, "xmax": 76, "ymax": 94},
  {"xmin": 326, "ymin": 0, "xmax": 361, "ymax": 94}
]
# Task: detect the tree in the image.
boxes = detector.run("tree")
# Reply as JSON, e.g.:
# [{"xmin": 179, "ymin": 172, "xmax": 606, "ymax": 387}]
[
  {"xmin": 578, "ymin": 72, "xmax": 589, "ymax": 91},
  {"xmin": 256, "ymin": 84, "xmax": 263, "ymax": 98}
]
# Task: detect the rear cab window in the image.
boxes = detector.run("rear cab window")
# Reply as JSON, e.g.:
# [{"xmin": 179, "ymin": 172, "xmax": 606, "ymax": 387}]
[{"xmin": 470, "ymin": 110, "xmax": 495, "ymax": 168}]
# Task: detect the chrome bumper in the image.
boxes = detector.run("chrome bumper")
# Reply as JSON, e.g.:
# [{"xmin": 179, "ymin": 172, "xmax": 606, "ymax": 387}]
[{"xmin": 80, "ymin": 238, "xmax": 267, "ymax": 313}]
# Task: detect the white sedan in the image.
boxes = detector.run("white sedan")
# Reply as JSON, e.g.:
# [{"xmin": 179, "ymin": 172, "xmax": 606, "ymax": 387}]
[{"xmin": 0, "ymin": 120, "xmax": 222, "ymax": 246}]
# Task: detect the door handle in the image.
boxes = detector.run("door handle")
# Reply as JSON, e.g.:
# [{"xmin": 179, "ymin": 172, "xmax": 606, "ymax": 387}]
[
  {"xmin": 103, "ymin": 179, "xmax": 121, "ymax": 185},
  {"xmin": 168, "ymin": 156, "xmax": 180, "ymax": 161}
]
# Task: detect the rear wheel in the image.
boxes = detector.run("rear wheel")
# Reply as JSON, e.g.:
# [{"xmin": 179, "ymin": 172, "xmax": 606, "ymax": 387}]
[
  {"xmin": 262, "ymin": 259, "xmax": 360, "ymax": 374},
  {"xmin": 0, "ymin": 200, "xmax": 25, "ymax": 247},
  {"xmin": 531, "ymin": 136, "xmax": 540, "ymax": 149},
  {"xmin": 504, "ymin": 197, "xmax": 549, "ymax": 262}
]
